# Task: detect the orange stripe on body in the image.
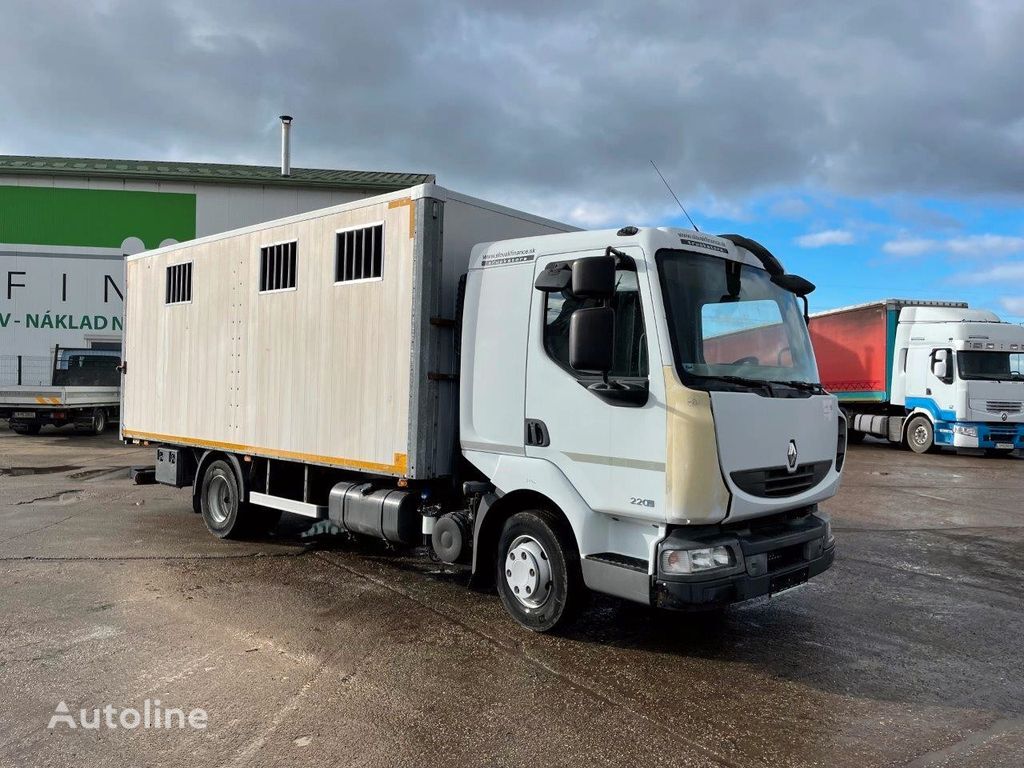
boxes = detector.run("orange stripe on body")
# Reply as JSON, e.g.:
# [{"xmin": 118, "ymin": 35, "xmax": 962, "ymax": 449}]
[{"xmin": 121, "ymin": 429, "xmax": 408, "ymax": 476}]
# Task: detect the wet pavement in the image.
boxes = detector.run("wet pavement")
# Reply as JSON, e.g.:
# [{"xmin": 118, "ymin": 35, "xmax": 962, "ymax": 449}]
[{"xmin": 0, "ymin": 424, "xmax": 1022, "ymax": 767}]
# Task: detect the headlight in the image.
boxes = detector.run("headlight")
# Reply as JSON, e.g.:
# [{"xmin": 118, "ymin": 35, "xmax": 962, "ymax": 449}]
[
  {"xmin": 660, "ymin": 546, "xmax": 735, "ymax": 575},
  {"xmin": 954, "ymin": 425, "xmax": 978, "ymax": 438}
]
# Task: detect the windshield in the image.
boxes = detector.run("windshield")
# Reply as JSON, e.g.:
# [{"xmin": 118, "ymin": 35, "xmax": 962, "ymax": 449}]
[
  {"xmin": 958, "ymin": 350, "xmax": 1024, "ymax": 381},
  {"xmin": 656, "ymin": 249, "xmax": 819, "ymax": 388}
]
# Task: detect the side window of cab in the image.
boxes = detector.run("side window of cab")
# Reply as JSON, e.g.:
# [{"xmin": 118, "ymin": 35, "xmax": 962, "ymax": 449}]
[{"xmin": 543, "ymin": 269, "xmax": 648, "ymax": 378}]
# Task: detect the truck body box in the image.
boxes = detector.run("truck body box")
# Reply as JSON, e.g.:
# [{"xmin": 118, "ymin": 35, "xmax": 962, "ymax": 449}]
[
  {"xmin": 121, "ymin": 184, "xmax": 575, "ymax": 479},
  {"xmin": 809, "ymin": 299, "xmax": 967, "ymax": 403}
]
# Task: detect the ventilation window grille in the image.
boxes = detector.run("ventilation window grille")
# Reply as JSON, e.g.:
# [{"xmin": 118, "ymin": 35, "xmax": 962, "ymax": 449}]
[
  {"xmin": 335, "ymin": 223, "xmax": 384, "ymax": 283},
  {"xmin": 260, "ymin": 241, "xmax": 297, "ymax": 292},
  {"xmin": 165, "ymin": 262, "xmax": 192, "ymax": 304}
]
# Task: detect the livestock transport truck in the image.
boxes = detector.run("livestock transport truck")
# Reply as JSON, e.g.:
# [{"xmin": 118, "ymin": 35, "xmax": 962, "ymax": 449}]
[
  {"xmin": 122, "ymin": 184, "xmax": 844, "ymax": 631},
  {"xmin": 810, "ymin": 299, "xmax": 1024, "ymax": 454}
]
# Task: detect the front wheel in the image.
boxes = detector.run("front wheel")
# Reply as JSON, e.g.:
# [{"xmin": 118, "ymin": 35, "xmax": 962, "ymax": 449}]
[
  {"xmin": 905, "ymin": 415, "xmax": 935, "ymax": 454},
  {"xmin": 496, "ymin": 510, "xmax": 583, "ymax": 632}
]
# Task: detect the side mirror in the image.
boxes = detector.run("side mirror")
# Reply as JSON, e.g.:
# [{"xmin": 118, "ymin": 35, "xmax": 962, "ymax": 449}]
[
  {"xmin": 571, "ymin": 255, "xmax": 616, "ymax": 299},
  {"xmin": 569, "ymin": 306, "xmax": 614, "ymax": 373},
  {"xmin": 931, "ymin": 349, "xmax": 951, "ymax": 382}
]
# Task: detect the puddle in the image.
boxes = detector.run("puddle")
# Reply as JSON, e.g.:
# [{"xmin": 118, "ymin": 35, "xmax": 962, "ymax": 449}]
[{"xmin": 0, "ymin": 465, "xmax": 81, "ymax": 477}]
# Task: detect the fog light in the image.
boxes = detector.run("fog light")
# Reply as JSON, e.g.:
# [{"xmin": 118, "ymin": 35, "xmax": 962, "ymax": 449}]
[
  {"xmin": 660, "ymin": 546, "xmax": 734, "ymax": 575},
  {"xmin": 954, "ymin": 425, "xmax": 978, "ymax": 438}
]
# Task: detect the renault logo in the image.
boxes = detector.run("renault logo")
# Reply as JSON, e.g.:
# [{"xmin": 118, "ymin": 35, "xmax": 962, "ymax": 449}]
[
  {"xmin": 1002, "ymin": 412, "xmax": 1008, "ymax": 422},
  {"xmin": 787, "ymin": 440, "xmax": 799, "ymax": 472}
]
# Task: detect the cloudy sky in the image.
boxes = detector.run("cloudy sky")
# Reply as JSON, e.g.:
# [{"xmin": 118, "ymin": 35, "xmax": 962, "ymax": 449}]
[{"xmin": 2, "ymin": 0, "xmax": 1023, "ymax": 317}]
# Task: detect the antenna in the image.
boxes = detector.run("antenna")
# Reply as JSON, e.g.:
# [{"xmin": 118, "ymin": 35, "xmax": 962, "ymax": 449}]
[{"xmin": 651, "ymin": 160, "xmax": 699, "ymax": 232}]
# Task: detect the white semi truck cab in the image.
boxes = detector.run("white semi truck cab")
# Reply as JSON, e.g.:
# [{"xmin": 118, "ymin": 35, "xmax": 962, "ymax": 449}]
[
  {"xmin": 894, "ymin": 307, "xmax": 1024, "ymax": 453},
  {"xmin": 124, "ymin": 186, "xmax": 843, "ymax": 631},
  {"xmin": 459, "ymin": 227, "xmax": 843, "ymax": 629}
]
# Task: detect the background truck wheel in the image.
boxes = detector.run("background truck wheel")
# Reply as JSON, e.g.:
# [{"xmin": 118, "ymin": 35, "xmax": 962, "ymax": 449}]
[
  {"xmin": 11, "ymin": 423, "xmax": 41, "ymax": 436},
  {"xmin": 847, "ymin": 429, "xmax": 865, "ymax": 445},
  {"xmin": 75, "ymin": 409, "xmax": 107, "ymax": 435},
  {"xmin": 496, "ymin": 510, "xmax": 583, "ymax": 633},
  {"xmin": 199, "ymin": 459, "xmax": 249, "ymax": 539},
  {"xmin": 905, "ymin": 415, "xmax": 934, "ymax": 454}
]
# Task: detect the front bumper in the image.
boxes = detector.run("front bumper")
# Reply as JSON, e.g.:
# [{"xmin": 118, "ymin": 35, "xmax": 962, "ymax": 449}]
[
  {"xmin": 654, "ymin": 512, "xmax": 834, "ymax": 609},
  {"xmin": 948, "ymin": 422, "xmax": 1024, "ymax": 450}
]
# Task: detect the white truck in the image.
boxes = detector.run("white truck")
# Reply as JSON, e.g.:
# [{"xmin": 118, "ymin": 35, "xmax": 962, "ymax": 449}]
[
  {"xmin": 122, "ymin": 184, "xmax": 843, "ymax": 631},
  {"xmin": 811, "ymin": 300, "xmax": 1024, "ymax": 454},
  {"xmin": 1, "ymin": 347, "xmax": 119, "ymax": 435}
]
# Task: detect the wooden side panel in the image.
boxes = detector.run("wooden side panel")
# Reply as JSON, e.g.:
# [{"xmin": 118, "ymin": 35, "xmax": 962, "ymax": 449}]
[{"xmin": 123, "ymin": 198, "xmax": 415, "ymax": 475}]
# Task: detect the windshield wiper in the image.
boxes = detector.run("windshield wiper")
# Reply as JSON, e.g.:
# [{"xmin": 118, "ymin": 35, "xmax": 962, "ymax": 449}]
[
  {"xmin": 776, "ymin": 379, "xmax": 824, "ymax": 393},
  {"xmin": 697, "ymin": 374, "xmax": 776, "ymax": 395}
]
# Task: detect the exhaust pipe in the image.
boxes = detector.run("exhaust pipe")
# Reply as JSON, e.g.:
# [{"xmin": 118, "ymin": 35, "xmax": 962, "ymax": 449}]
[{"xmin": 279, "ymin": 115, "xmax": 293, "ymax": 176}]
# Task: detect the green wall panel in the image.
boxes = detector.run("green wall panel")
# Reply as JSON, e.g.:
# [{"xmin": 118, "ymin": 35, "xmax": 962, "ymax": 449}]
[{"xmin": 0, "ymin": 185, "xmax": 196, "ymax": 250}]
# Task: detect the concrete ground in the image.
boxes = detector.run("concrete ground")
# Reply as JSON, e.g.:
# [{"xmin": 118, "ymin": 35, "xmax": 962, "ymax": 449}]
[{"xmin": 0, "ymin": 426, "xmax": 1022, "ymax": 768}]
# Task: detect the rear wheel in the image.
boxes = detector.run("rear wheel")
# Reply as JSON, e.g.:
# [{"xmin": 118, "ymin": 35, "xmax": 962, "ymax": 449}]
[
  {"xmin": 199, "ymin": 459, "xmax": 249, "ymax": 538},
  {"xmin": 11, "ymin": 423, "xmax": 41, "ymax": 435},
  {"xmin": 496, "ymin": 510, "xmax": 583, "ymax": 632},
  {"xmin": 75, "ymin": 408, "xmax": 107, "ymax": 435},
  {"xmin": 905, "ymin": 415, "xmax": 934, "ymax": 454}
]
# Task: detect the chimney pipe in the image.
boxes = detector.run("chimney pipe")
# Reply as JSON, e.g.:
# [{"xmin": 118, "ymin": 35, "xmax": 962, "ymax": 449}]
[{"xmin": 279, "ymin": 115, "xmax": 293, "ymax": 176}]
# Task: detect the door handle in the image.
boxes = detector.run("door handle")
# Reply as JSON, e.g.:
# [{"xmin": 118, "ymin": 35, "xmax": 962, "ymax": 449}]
[{"xmin": 525, "ymin": 419, "xmax": 550, "ymax": 447}]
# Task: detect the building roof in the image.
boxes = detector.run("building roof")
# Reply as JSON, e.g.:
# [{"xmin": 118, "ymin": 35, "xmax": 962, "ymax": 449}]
[{"xmin": 0, "ymin": 155, "xmax": 434, "ymax": 190}]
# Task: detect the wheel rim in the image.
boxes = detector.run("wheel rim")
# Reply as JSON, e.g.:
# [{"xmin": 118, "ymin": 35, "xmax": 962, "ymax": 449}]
[
  {"xmin": 504, "ymin": 535, "xmax": 553, "ymax": 609},
  {"xmin": 206, "ymin": 474, "xmax": 234, "ymax": 526},
  {"xmin": 912, "ymin": 423, "xmax": 930, "ymax": 447}
]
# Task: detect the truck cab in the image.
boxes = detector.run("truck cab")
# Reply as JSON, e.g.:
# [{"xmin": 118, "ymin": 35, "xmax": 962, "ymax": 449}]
[
  {"xmin": 461, "ymin": 227, "xmax": 843, "ymax": 629},
  {"xmin": 893, "ymin": 307, "xmax": 1024, "ymax": 453}
]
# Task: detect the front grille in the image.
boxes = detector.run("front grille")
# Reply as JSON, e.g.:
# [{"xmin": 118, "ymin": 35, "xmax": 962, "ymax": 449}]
[
  {"xmin": 986, "ymin": 400, "xmax": 1022, "ymax": 414},
  {"xmin": 767, "ymin": 543, "xmax": 805, "ymax": 572},
  {"xmin": 731, "ymin": 460, "xmax": 832, "ymax": 498},
  {"xmin": 987, "ymin": 428, "xmax": 1019, "ymax": 441}
]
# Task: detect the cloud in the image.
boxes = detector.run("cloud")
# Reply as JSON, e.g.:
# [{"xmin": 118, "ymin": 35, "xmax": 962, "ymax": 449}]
[
  {"xmin": 769, "ymin": 198, "xmax": 813, "ymax": 220},
  {"xmin": 2, "ymin": 1, "xmax": 1024, "ymax": 226},
  {"xmin": 945, "ymin": 234, "xmax": 1024, "ymax": 257},
  {"xmin": 882, "ymin": 238, "xmax": 937, "ymax": 257},
  {"xmin": 1000, "ymin": 297, "xmax": 1024, "ymax": 316},
  {"xmin": 954, "ymin": 261, "xmax": 1024, "ymax": 284},
  {"xmin": 796, "ymin": 229, "xmax": 854, "ymax": 248},
  {"xmin": 883, "ymin": 233, "xmax": 1024, "ymax": 259}
]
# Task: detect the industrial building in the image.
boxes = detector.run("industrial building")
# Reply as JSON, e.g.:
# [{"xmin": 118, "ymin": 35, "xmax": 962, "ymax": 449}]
[{"xmin": 0, "ymin": 150, "xmax": 432, "ymax": 384}]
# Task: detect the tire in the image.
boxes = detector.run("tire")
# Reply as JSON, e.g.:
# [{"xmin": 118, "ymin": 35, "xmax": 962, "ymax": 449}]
[
  {"xmin": 11, "ymin": 423, "xmax": 41, "ymax": 436},
  {"xmin": 91, "ymin": 408, "xmax": 107, "ymax": 435},
  {"xmin": 495, "ymin": 510, "xmax": 583, "ymax": 633},
  {"xmin": 847, "ymin": 429, "xmax": 865, "ymax": 445},
  {"xmin": 199, "ymin": 459, "xmax": 249, "ymax": 539},
  {"xmin": 905, "ymin": 415, "xmax": 934, "ymax": 454}
]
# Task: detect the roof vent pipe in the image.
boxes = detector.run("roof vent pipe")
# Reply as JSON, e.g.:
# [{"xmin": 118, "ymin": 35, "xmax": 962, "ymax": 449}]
[{"xmin": 279, "ymin": 115, "xmax": 293, "ymax": 176}]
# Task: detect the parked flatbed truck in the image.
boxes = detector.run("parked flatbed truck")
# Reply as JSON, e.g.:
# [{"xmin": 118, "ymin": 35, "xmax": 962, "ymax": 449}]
[
  {"xmin": 122, "ymin": 184, "xmax": 844, "ymax": 631},
  {"xmin": 1, "ymin": 347, "xmax": 119, "ymax": 435},
  {"xmin": 810, "ymin": 299, "xmax": 1024, "ymax": 454}
]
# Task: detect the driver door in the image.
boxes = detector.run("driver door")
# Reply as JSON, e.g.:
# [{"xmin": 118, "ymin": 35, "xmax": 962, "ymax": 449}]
[{"xmin": 524, "ymin": 249, "xmax": 666, "ymax": 522}]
